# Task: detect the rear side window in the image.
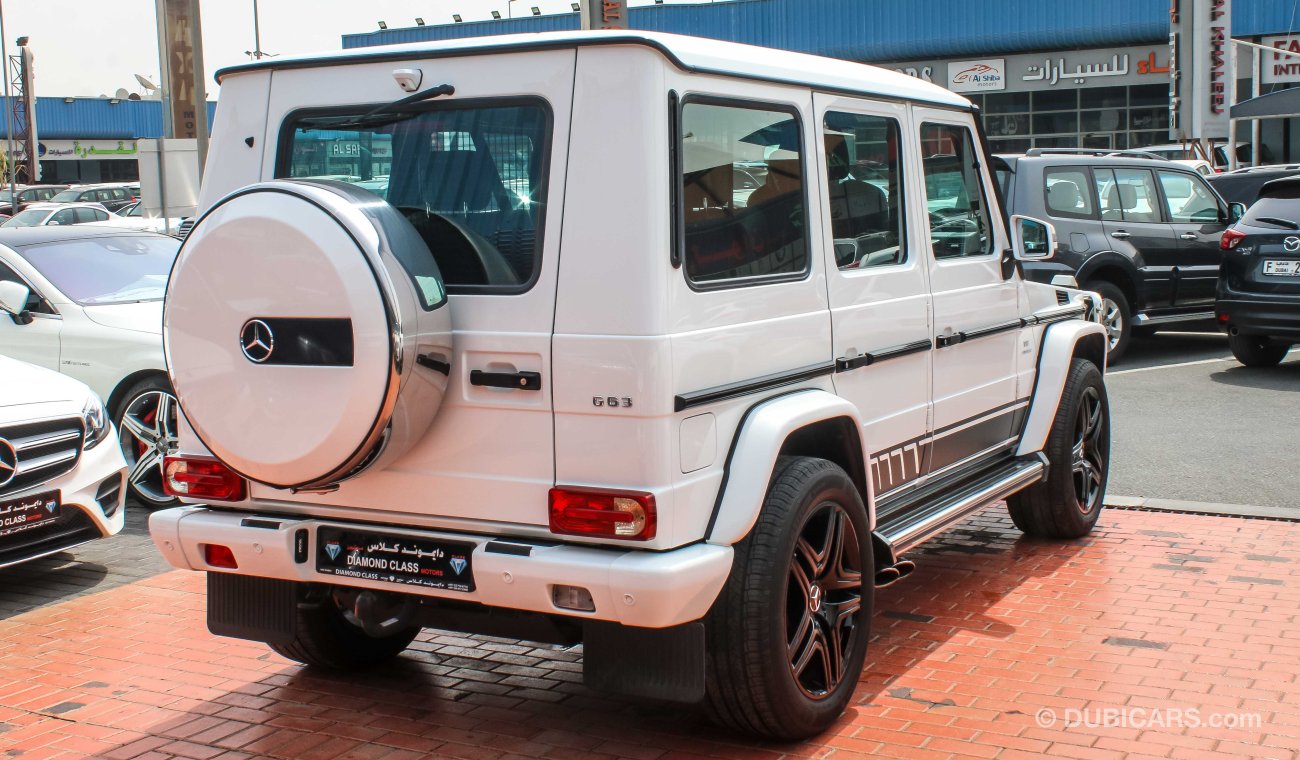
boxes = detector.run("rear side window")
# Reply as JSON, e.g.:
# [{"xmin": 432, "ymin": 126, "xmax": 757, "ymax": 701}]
[
  {"xmin": 919, "ymin": 123, "xmax": 993, "ymax": 259},
  {"xmin": 1095, "ymin": 168, "xmax": 1162, "ymax": 223},
  {"xmin": 281, "ymin": 100, "xmax": 550, "ymax": 292},
  {"xmin": 678, "ymin": 100, "xmax": 808, "ymax": 286},
  {"xmin": 1044, "ymin": 167, "xmax": 1095, "ymax": 219},
  {"xmin": 823, "ymin": 111, "xmax": 906, "ymax": 269}
]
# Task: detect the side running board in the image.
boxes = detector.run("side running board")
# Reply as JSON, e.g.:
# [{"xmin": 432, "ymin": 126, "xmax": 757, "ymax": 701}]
[{"xmin": 874, "ymin": 454, "xmax": 1047, "ymax": 565}]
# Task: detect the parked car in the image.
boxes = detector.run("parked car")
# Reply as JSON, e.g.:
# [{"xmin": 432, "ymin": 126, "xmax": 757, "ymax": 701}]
[
  {"xmin": 0, "ymin": 228, "xmax": 180, "ymax": 507},
  {"xmin": 85, "ymin": 201, "xmax": 184, "ymax": 235},
  {"xmin": 47, "ymin": 184, "xmax": 135, "ymax": 212},
  {"xmin": 1216, "ymin": 177, "xmax": 1300, "ymax": 366},
  {"xmin": 0, "ymin": 352, "xmax": 126, "ymax": 568},
  {"xmin": 1, "ymin": 202, "xmax": 113, "ymax": 229},
  {"xmin": 1207, "ymin": 164, "xmax": 1300, "ymax": 208},
  {"xmin": 995, "ymin": 149, "xmax": 1236, "ymax": 360},
  {"xmin": 149, "ymin": 30, "xmax": 1111, "ymax": 740},
  {"xmin": 1144, "ymin": 142, "xmax": 1250, "ymax": 173},
  {"xmin": 0, "ymin": 184, "xmax": 69, "ymax": 216}
]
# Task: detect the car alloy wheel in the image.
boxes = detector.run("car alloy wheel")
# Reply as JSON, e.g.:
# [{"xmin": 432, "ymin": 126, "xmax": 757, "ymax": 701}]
[
  {"xmin": 1100, "ymin": 298, "xmax": 1123, "ymax": 351},
  {"xmin": 786, "ymin": 501, "xmax": 864, "ymax": 700},
  {"xmin": 117, "ymin": 389, "xmax": 180, "ymax": 506},
  {"xmin": 1071, "ymin": 385, "xmax": 1105, "ymax": 514}
]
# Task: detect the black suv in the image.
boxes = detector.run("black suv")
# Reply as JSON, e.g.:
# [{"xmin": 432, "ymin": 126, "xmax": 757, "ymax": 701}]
[
  {"xmin": 0, "ymin": 184, "xmax": 68, "ymax": 216},
  {"xmin": 996, "ymin": 150, "xmax": 1235, "ymax": 360},
  {"xmin": 1216, "ymin": 177, "xmax": 1300, "ymax": 366},
  {"xmin": 47, "ymin": 184, "xmax": 135, "ymax": 212}
]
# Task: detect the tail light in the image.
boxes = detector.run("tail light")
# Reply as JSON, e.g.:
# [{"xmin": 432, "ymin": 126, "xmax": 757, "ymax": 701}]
[
  {"xmin": 164, "ymin": 456, "xmax": 246, "ymax": 501},
  {"xmin": 549, "ymin": 487, "xmax": 656, "ymax": 540},
  {"xmin": 201, "ymin": 543, "xmax": 238, "ymax": 569},
  {"xmin": 1220, "ymin": 228, "xmax": 1247, "ymax": 250}
]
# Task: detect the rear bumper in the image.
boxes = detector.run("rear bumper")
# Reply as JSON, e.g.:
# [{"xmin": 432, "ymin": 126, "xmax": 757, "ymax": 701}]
[
  {"xmin": 149, "ymin": 506, "xmax": 733, "ymax": 629},
  {"xmin": 1216, "ymin": 297, "xmax": 1300, "ymax": 341}
]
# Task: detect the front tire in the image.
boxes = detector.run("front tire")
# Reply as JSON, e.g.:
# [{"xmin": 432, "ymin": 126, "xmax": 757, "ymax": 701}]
[
  {"xmin": 1228, "ymin": 333, "xmax": 1291, "ymax": 367},
  {"xmin": 1008, "ymin": 359, "xmax": 1110, "ymax": 539},
  {"xmin": 1086, "ymin": 281, "xmax": 1132, "ymax": 363},
  {"xmin": 270, "ymin": 592, "xmax": 420, "ymax": 670},
  {"xmin": 114, "ymin": 376, "xmax": 180, "ymax": 508},
  {"xmin": 704, "ymin": 457, "xmax": 872, "ymax": 740}
]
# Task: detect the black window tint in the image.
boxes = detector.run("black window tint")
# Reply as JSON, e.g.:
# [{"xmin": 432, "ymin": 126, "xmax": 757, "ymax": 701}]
[
  {"xmin": 823, "ymin": 111, "xmax": 905, "ymax": 269},
  {"xmin": 920, "ymin": 123, "xmax": 993, "ymax": 259},
  {"xmin": 73, "ymin": 208, "xmax": 99, "ymax": 224},
  {"xmin": 680, "ymin": 101, "xmax": 808, "ymax": 285},
  {"xmin": 1240, "ymin": 191, "xmax": 1300, "ymax": 227},
  {"xmin": 49, "ymin": 209, "xmax": 75, "ymax": 226},
  {"xmin": 1044, "ymin": 167, "xmax": 1095, "ymax": 219},
  {"xmin": 282, "ymin": 101, "xmax": 549, "ymax": 292}
]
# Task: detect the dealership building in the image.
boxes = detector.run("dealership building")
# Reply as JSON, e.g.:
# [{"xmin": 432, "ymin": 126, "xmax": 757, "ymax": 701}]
[{"xmin": 343, "ymin": 0, "xmax": 1300, "ymax": 164}]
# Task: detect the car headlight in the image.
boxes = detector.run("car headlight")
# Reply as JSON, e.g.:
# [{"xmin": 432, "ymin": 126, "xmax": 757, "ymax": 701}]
[{"xmin": 82, "ymin": 397, "xmax": 110, "ymax": 450}]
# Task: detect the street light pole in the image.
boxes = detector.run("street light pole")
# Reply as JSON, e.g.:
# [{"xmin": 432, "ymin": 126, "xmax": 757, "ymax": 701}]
[
  {"xmin": 251, "ymin": 0, "xmax": 262, "ymax": 59},
  {"xmin": 0, "ymin": 0, "xmax": 15, "ymax": 202}
]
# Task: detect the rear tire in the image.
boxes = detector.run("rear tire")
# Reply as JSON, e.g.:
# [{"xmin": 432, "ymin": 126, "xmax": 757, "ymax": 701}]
[
  {"xmin": 1086, "ymin": 281, "xmax": 1132, "ymax": 363},
  {"xmin": 1008, "ymin": 359, "xmax": 1109, "ymax": 539},
  {"xmin": 270, "ymin": 594, "xmax": 420, "ymax": 670},
  {"xmin": 704, "ymin": 457, "xmax": 872, "ymax": 740},
  {"xmin": 1228, "ymin": 334, "xmax": 1291, "ymax": 367}
]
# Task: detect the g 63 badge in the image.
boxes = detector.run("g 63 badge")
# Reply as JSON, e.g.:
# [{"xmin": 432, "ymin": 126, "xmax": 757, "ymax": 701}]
[{"xmin": 593, "ymin": 396, "xmax": 633, "ymax": 408}]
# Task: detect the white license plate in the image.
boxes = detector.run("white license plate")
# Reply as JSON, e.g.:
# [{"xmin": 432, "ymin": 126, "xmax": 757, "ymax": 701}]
[{"xmin": 1263, "ymin": 260, "xmax": 1300, "ymax": 276}]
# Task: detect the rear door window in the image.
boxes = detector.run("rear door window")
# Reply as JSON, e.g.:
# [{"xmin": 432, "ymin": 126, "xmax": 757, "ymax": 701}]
[
  {"xmin": 1095, "ymin": 168, "xmax": 1162, "ymax": 223},
  {"xmin": 49, "ymin": 209, "xmax": 75, "ymax": 226},
  {"xmin": 281, "ymin": 100, "xmax": 550, "ymax": 293},
  {"xmin": 822, "ymin": 110, "xmax": 906, "ymax": 269},
  {"xmin": 1044, "ymin": 167, "xmax": 1095, "ymax": 219},
  {"xmin": 678, "ymin": 99, "xmax": 808, "ymax": 286}
]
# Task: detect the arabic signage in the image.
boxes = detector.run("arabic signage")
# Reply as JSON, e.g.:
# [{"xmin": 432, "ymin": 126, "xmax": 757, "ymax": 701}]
[
  {"xmin": 892, "ymin": 46, "xmax": 1170, "ymax": 94},
  {"xmin": 947, "ymin": 60, "xmax": 1006, "ymax": 92},
  {"xmin": 1261, "ymin": 35, "xmax": 1300, "ymax": 85},
  {"xmin": 579, "ymin": 0, "xmax": 627, "ymax": 30},
  {"xmin": 1, "ymin": 140, "xmax": 139, "ymax": 162}
]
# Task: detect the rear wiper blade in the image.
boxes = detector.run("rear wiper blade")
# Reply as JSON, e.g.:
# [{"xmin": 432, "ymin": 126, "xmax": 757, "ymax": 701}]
[
  {"xmin": 1256, "ymin": 216, "xmax": 1300, "ymax": 230},
  {"xmin": 363, "ymin": 83, "xmax": 455, "ymax": 119}
]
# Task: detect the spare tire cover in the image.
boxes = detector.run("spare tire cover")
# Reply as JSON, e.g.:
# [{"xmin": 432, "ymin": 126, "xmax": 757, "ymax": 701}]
[{"xmin": 164, "ymin": 180, "xmax": 452, "ymax": 490}]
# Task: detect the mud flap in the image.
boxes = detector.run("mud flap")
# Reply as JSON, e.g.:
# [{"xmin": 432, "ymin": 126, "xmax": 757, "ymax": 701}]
[
  {"xmin": 207, "ymin": 573, "xmax": 297, "ymax": 645},
  {"xmin": 583, "ymin": 620, "xmax": 706, "ymax": 703}
]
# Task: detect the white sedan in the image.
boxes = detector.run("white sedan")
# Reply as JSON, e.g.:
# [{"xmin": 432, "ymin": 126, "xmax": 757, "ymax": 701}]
[
  {"xmin": 85, "ymin": 201, "xmax": 185, "ymax": 236},
  {"xmin": 0, "ymin": 227, "xmax": 180, "ymax": 507},
  {"xmin": 0, "ymin": 354, "xmax": 126, "ymax": 567},
  {"xmin": 1, "ymin": 202, "xmax": 114, "ymax": 228}
]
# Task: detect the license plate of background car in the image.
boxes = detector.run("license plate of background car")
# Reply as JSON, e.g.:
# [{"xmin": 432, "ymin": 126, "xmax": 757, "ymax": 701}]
[
  {"xmin": 1263, "ymin": 260, "xmax": 1300, "ymax": 276},
  {"xmin": 0, "ymin": 490, "xmax": 60, "ymax": 539},
  {"xmin": 316, "ymin": 526, "xmax": 475, "ymax": 592}
]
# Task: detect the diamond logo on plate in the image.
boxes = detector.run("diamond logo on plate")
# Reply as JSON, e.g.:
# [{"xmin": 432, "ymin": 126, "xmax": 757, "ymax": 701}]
[
  {"xmin": 450, "ymin": 557, "xmax": 467, "ymax": 575},
  {"xmin": 324, "ymin": 542, "xmax": 342, "ymax": 561}
]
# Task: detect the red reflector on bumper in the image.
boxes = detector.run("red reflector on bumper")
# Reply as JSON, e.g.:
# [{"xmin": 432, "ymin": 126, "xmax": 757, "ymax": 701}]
[
  {"xmin": 549, "ymin": 487, "xmax": 656, "ymax": 540},
  {"xmin": 201, "ymin": 543, "xmax": 238, "ymax": 569},
  {"xmin": 164, "ymin": 456, "xmax": 246, "ymax": 501}
]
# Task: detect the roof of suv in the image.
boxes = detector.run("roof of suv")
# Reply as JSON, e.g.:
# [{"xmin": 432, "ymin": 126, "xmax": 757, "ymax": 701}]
[{"xmin": 215, "ymin": 30, "xmax": 970, "ymax": 110}]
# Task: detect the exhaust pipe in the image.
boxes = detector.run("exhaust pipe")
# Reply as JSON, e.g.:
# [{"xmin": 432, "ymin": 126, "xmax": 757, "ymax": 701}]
[
  {"xmin": 875, "ymin": 557, "xmax": 917, "ymax": 588},
  {"xmin": 347, "ymin": 590, "xmax": 417, "ymax": 637}
]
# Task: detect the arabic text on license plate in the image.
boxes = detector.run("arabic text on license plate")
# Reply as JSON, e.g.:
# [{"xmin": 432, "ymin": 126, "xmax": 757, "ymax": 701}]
[
  {"xmin": 0, "ymin": 490, "xmax": 60, "ymax": 539},
  {"xmin": 1263, "ymin": 260, "xmax": 1300, "ymax": 276},
  {"xmin": 316, "ymin": 527, "xmax": 475, "ymax": 592}
]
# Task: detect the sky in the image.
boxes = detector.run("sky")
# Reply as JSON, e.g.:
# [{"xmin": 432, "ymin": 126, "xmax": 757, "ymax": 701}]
[{"xmin": 5, "ymin": 0, "xmax": 712, "ymax": 99}]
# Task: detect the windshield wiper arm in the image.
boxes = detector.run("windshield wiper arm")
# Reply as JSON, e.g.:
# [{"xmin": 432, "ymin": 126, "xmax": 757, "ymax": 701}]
[
  {"xmin": 1256, "ymin": 216, "xmax": 1300, "ymax": 230},
  {"xmin": 362, "ymin": 83, "xmax": 455, "ymax": 119}
]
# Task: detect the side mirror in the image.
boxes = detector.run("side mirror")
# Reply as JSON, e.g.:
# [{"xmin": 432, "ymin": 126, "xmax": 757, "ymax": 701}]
[
  {"xmin": 0, "ymin": 280, "xmax": 33, "ymax": 324},
  {"xmin": 1228, "ymin": 202, "xmax": 1246, "ymax": 223},
  {"xmin": 1010, "ymin": 215, "xmax": 1056, "ymax": 261}
]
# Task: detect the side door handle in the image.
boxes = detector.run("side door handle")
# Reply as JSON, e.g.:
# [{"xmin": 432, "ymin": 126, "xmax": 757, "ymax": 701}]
[
  {"xmin": 1180, "ymin": 232, "xmax": 1198, "ymax": 240},
  {"xmin": 470, "ymin": 369, "xmax": 542, "ymax": 391},
  {"xmin": 1110, "ymin": 231, "xmax": 1131, "ymax": 240}
]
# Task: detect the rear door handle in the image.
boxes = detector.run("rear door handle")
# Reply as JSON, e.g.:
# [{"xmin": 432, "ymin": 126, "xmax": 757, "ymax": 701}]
[
  {"xmin": 1180, "ymin": 233, "xmax": 1198, "ymax": 240},
  {"xmin": 1110, "ymin": 231, "xmax": 1131, "ymax": 240},
  {"xmin": 470, "ymin": 369, "xmax": 542, "ymax": 391}
]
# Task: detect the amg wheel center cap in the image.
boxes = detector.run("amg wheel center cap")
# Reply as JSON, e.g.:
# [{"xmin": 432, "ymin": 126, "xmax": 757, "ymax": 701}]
[
  {"xmin": 239, "ymin": 319, "xmax": 275, "ymax": 364},
  {"xmin": 0, "ymin": 438, "xmax": 16, "ymax": 488},
  {"xmin": 808, "ymin": 583, "xmax": 823, "ymax": 613}
]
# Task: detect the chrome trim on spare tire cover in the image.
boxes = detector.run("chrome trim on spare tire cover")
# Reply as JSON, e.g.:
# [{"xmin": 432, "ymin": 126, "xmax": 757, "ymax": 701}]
[{"xmin": 163, "ymin": 179, "xmax": 452, "ymax": 491}]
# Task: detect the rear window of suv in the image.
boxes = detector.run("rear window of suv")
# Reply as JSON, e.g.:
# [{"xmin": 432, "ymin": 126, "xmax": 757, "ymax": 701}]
[{"xmin": 280, "ymin": 100, "xmax": 551, "ymax": 293}]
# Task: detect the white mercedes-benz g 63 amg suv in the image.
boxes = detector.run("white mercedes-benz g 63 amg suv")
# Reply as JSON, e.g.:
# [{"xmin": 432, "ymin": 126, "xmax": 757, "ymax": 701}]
[{"xmin": 151, "ymin": 31, "xmax": 1109, "ymax": 739}]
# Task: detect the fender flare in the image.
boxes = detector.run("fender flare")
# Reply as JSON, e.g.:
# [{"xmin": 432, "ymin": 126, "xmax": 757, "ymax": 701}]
[
  {"xmin": 705, "ymin": 389, "xmax": 869, "ymax": 547},
  {"xmin": 1015, "ymin": 319, "xmax": 1108, "ymax": 457}
]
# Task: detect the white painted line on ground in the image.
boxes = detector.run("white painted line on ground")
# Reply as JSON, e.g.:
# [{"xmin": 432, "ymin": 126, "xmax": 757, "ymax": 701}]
[{"xmin": 1108, "ymin": 356, "xmax": 1234, "ymax": 375}]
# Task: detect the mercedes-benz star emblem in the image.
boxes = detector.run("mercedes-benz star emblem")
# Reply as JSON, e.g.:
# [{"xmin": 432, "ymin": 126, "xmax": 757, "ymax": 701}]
[
  {"xmin": 0, "ymin": 438, "xmax": 17, "ymax": 489},
  {"xmin": 1285, "ymin": 237, "xmax": 1300, "ymax": 252},
  {"xmin": 239, "ymin": 319, "xmax": 275, "ymax": 364},
  {"xmin": 808, "ymin": 583, "xmax": 823, "ymax": 614}
]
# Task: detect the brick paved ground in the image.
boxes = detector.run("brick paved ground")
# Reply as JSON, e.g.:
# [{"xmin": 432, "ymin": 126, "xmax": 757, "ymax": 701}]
[{"xmin": 0, "ymin": 506, "xmax": 1298, "ymax": 760}]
